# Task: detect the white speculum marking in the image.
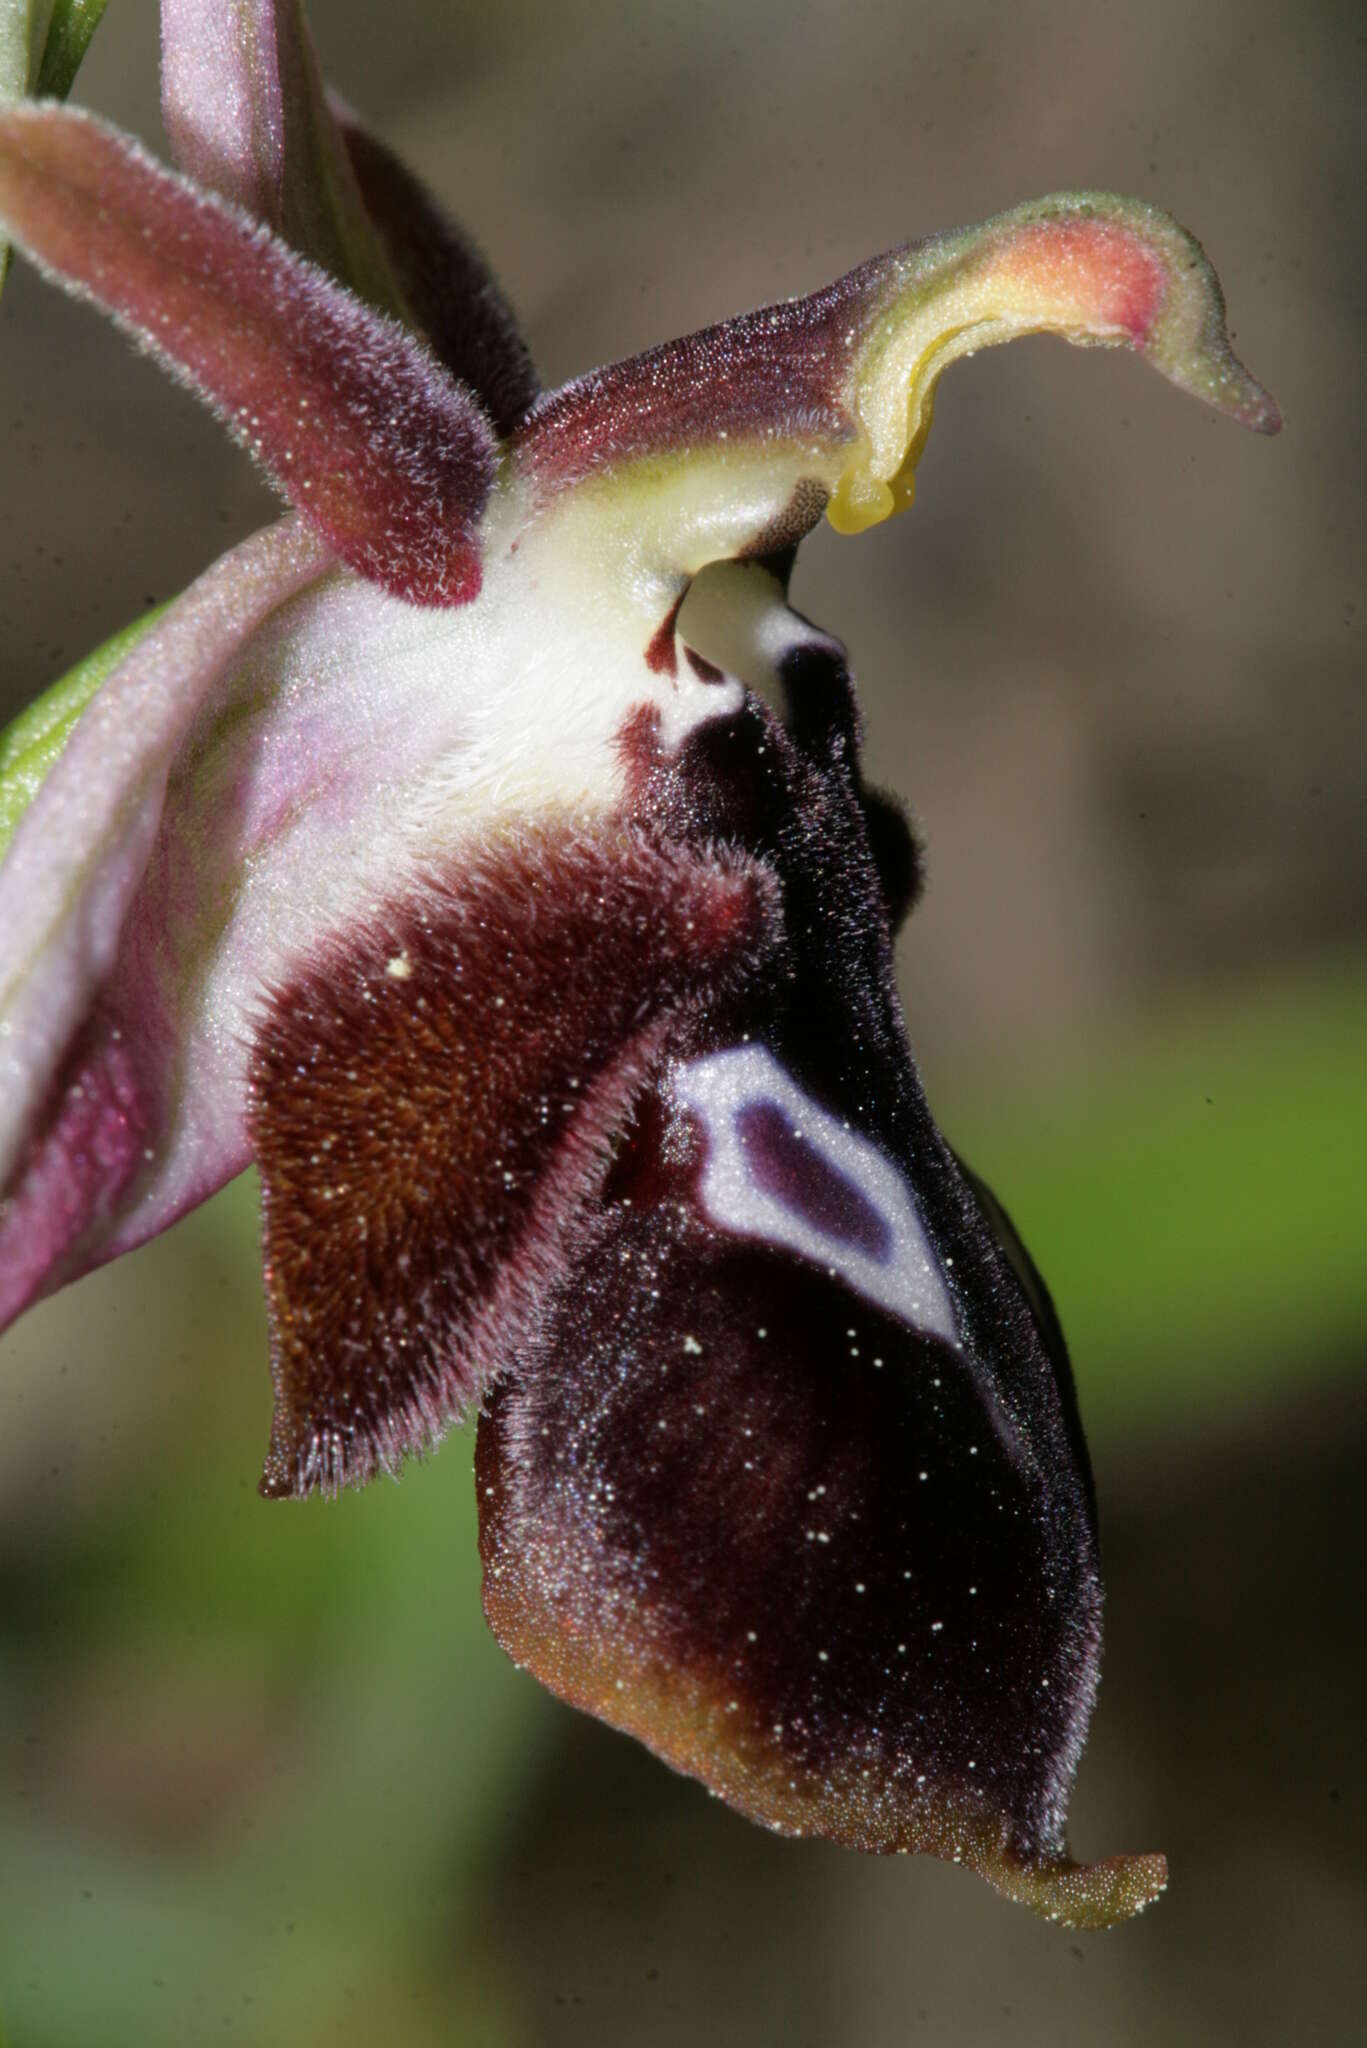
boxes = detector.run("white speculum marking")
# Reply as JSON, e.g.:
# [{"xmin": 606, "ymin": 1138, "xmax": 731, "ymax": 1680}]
[{"xmin": 674, "ymin": 1044, "xmax": 959, "ymax": 1346}]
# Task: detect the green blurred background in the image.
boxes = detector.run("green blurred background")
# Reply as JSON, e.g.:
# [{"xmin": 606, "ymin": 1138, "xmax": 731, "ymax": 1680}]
[{"xmin": 1, "ymin": 1, "xmax": 1363, "ymax": 2042}]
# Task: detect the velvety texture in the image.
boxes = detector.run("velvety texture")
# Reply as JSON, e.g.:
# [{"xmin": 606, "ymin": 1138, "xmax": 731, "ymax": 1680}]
[
  {"xmin": 251, "ymin": 821, "xmax": 777, "ymax": 1496},
  {"xmin": 0, "ymin": 105, "xmax": 496, "ymax": 602},
  {"xmin": 476, "ymin": 649, "xmax": 1160, "ymax": 1924}
]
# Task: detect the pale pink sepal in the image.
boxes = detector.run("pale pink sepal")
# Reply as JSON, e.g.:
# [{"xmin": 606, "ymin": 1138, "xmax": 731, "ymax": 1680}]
[
  {"xmin": 160, "ymin": 0, "xmax": 286, "ymax": 222},
  {"xmin": 0, "ymin": 518, "xmax": 333, "ymax": 1328}
]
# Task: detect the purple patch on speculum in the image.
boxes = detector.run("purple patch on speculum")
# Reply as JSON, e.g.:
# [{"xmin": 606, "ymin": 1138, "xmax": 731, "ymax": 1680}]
[{"xmin": 734, "ymin": 1099, "xmax": 892, "ymax": 1261}]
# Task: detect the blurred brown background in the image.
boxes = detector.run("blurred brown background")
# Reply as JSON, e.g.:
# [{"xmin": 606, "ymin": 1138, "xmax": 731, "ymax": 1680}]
[{"xmin": 1, "ymin": 2, "xmax": 1363, "ymax": 2043}]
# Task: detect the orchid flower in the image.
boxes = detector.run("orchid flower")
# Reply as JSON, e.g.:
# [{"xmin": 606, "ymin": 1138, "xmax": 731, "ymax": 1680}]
[{"xmin": 0, "ymin": 0, "xmax": 1279, "ymax": 1927}]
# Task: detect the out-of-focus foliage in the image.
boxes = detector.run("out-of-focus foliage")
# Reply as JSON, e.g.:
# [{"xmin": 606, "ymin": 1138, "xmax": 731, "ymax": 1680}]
[
  {"xmin": 0, "ymin": 1181, "xmax": 547, "ymax": 2045},
  {"xmin": 944, "ymin": 963, "xmax": 1366, "ymax": 1430}
]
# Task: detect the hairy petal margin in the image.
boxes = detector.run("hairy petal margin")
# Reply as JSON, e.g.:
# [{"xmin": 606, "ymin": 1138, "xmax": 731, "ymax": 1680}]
[{"xmin": 0, "ymin": 102, "xmax": 497, "ymax": 603}]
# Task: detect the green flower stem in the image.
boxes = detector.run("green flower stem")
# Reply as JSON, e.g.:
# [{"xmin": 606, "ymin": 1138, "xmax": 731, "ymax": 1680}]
[{"xmin": 34, "ymin": 0, "xmax": 108, "ymax": 99}]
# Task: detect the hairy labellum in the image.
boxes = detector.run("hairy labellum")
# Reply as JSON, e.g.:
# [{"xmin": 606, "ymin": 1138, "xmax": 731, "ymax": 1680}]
[{"xmin": 0, "ymin": 0, "xmax": 1279, "ymax": 1926}]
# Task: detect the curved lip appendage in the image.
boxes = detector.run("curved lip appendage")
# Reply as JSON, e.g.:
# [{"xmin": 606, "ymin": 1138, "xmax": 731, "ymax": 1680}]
[{"xmin": 512, "ymin": 191, "xmax": 1280, "ymax": 575}]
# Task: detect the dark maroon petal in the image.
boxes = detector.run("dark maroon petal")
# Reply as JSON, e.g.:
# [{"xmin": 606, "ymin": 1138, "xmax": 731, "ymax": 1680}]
[
  {"xmin": 334, "ymin": 103, "xmax": 539, "ymax": 437},
  {"xmin": 160, "ymin": 9, "xmax": 534, "ymax": 418},
  {"xmin": 249, "ymin": 821, "xmax": 778, "ymax": 1498},
  {"xmin": 0, "ymin": 104, "xmax": 496, "ymax": 604}
]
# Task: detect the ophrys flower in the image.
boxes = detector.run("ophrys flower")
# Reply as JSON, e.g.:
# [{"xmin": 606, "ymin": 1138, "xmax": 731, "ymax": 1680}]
[{"xmin": 0, "ymin": 0, "xmax": 1279, "ymax": 1925}]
